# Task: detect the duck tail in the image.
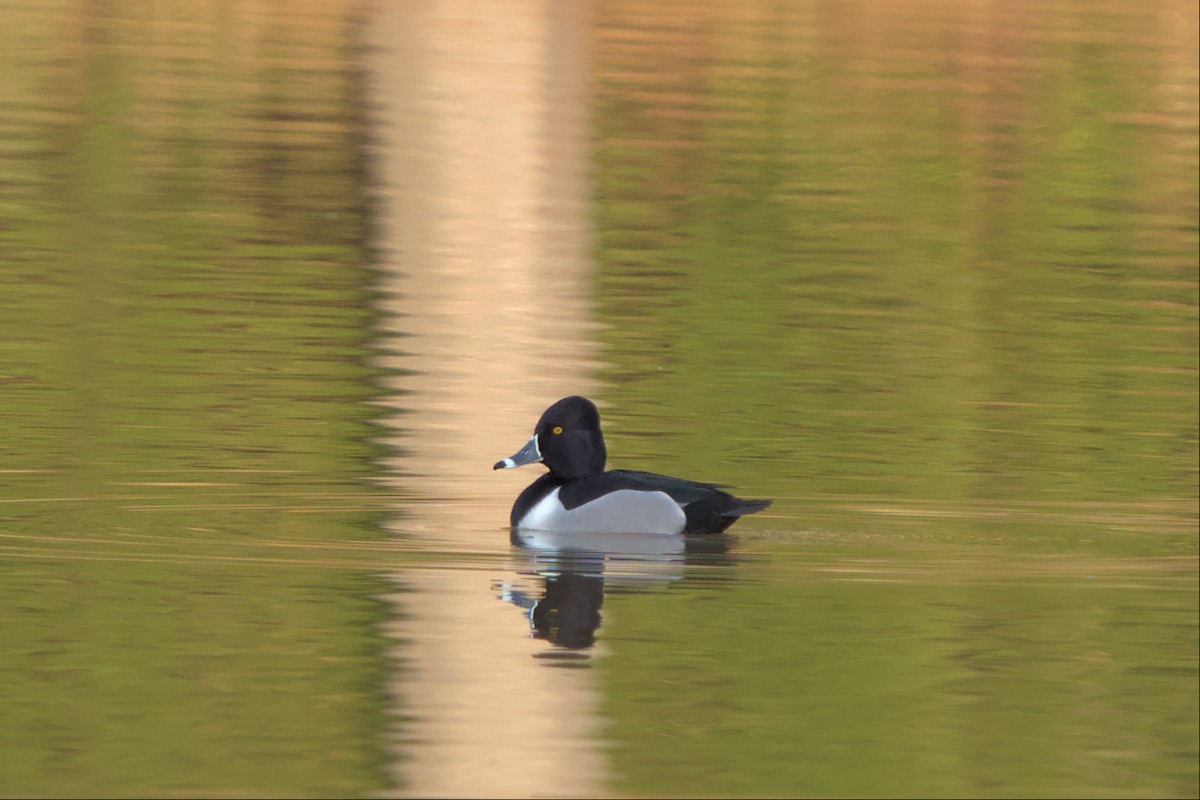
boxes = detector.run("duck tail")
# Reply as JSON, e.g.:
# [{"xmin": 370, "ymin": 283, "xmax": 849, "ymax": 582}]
[{"xmin": 724, "ymin": 498, "xmax": 772, "ymax": 518}]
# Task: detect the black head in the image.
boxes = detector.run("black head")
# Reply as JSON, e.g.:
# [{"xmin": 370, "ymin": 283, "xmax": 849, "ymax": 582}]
[{"xmin": 493, "ymin": 396, "xmax": 607, "ymax": 480}]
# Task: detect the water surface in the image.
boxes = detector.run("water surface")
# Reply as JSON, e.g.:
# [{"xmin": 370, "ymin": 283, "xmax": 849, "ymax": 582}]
[{"xmin": 0, "ymin": 0, "xmax": 1196, "ymax": 797}]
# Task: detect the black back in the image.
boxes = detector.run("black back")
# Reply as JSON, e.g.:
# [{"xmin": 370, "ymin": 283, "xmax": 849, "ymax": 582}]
[{"xmin": 559, "ymin": 469, "xmax": 771, "ymax": 534}]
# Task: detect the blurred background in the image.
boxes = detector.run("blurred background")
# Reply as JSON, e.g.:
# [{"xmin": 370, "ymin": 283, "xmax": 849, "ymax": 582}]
[{"xmin": 0, "ymin": 0, "xmax": 1196, "ymax": 797}]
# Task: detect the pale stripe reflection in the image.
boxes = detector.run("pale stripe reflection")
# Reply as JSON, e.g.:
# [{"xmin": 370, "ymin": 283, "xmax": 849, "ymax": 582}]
[{"xmin": 366, "ymin": 1, "xmax": 606, "ymax": 797}]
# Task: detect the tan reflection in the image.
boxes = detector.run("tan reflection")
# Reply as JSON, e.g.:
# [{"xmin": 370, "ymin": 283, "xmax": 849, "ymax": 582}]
[{"xmin": 366, "ymin": 1, "xmax": 605, "ymax": 797}]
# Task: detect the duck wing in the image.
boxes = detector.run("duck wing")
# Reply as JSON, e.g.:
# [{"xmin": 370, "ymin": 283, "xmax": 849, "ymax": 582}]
[{"xmin": 558, "ymin": 470, "xmax": 771, "ymax": 534}]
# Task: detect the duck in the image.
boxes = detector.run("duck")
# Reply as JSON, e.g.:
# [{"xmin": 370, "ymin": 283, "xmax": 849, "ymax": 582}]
[{"xmin": 493, "ymin": 396, "xmax": 771, "ymax": 535}]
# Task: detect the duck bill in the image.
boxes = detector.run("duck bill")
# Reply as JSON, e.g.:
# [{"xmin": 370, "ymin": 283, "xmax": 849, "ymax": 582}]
[{"xmin": 493, "ymin": 435, "xmax": 542, "ymax": 470}]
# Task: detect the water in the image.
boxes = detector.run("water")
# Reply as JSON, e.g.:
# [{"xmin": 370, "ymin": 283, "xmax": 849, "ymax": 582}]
[{"xmin": 0, "ymin": 0, "xmax": 1196, "ymax": 797}]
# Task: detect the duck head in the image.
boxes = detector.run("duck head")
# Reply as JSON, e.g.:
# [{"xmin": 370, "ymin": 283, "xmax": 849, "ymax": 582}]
[{"xmin": 493, "ymin": 396, "xmax": 607, "ymax": 480}]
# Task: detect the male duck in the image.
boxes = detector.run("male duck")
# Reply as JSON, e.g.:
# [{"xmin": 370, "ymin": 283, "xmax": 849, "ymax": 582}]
[{"xmin": 494, "ymin": 396, "xmax": 771, "ymax": 535}]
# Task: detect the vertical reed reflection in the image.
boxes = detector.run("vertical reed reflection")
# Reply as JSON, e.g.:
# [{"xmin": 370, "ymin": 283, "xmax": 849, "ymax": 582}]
[{"xmin": 366, "ymin": 2, "xmax": 606, "ymax": 796}]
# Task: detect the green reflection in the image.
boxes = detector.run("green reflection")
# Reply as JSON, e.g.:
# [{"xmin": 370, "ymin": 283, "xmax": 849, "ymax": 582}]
[
  {"xmin": 590, "ymin": 0, "xmax": 1198, "ymax": 797},
  {"xmin": 598, "ymin": 540, "xmax": 1198, "ymax": 797},
  {"xmin": 1, "ymin": 561, "xmax": 389, "ymax": 797},
  {"xmin": 591, "ymin": 1, "xmax": 1198, "ymax": 508},
  {"xmin": 0, "ymin": 2, "xmax": 393, "ymax": 795}
]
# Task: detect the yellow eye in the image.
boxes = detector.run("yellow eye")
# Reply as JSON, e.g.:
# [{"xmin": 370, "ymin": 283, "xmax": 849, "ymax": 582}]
[{"xmin": 552, "ymin": 426, "xmax": 564, "ymax": 435}]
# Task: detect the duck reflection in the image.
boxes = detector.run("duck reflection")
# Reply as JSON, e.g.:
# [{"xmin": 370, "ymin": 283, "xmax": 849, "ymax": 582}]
[
  {"xmin": 498, "ymin": 529, "xmax": 733, "ymax": 651},
  {"xmin": 501, "ymin": 564, "xmax": 605, "ymax": 649}
]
